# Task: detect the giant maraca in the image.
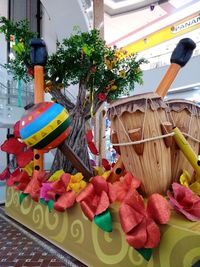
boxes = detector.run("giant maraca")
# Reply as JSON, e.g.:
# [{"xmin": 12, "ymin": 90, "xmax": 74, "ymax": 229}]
[{"xmin": 19, "ymin": 102, "xmax": 71, "ymax": 151}]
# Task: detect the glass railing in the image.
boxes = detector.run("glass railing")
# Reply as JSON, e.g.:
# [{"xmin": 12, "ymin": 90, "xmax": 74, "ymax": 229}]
[{"xmin": 0, "ymin": 66, "xmax": 34, "ymax": 108}]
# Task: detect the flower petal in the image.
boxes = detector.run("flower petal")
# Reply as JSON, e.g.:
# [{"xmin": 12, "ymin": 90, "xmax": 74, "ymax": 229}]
[
  {"xmin": 80, "ymin": 200, "xmax": 95, "ymax": 221},
  {"xmin": 96, "ymin": 191, "xmax": 110, "ymax": 215},
  {"xmin": 126, "ymin": 218, "xmax": 147, "ymax": 249},
  {"xmin": 76, "ymin": 183, "xmax": 94, "ymax": 202},
  {"xmin": 144, "ymin": 217, "xmax": 160, "ymax": 248},
  {"xmin": 147, "ymin": 193, "xmax": 170, "ymax": 224},
  {"xmin": 1, "ymin": 137, "xmax": 25, "ymax": 155},
  {"xmin": 16, "ymin": 148, "xmax": 34, "ymax": 167},
  {"xmin": 119, "ymin": 203, "xmax": 144, "ymax": 234}
]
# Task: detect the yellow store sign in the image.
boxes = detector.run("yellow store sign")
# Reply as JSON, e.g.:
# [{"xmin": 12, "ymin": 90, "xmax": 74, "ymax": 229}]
[{"xmin": 124, "ymin": 12, "xmax": 200, "ymax": 55}]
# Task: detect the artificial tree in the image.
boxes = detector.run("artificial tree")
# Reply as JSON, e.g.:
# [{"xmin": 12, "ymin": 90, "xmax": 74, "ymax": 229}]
[{"xmin": 0, "ymin": 17, "xmax": 146, "ymax": 174}]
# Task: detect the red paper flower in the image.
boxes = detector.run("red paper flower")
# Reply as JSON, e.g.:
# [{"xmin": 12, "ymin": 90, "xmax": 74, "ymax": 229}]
[
  {"xmin": 110, "ymin": 172, "xmax": 141, "ymax": 202},
  {"xmin": 24, "ymin": 171, "xmax": 48, "ymax": 202},
  {"xmin": 54, "ymin": 191, "xmax": 76, "ymax": 212},
  {"xmin": 168, "ymin": 182, "xmax": 200, "ymax": 221},
  {"xmin": 1, "ymin": 137, "xmax": 26, "ymax": 155},
  {"xmin": 76, "ymin": 176, "xmax": 113, "ymax": 221},
  {"xmin": 27, "ymin": 67, "xmax": 34, "ymax": 77},
  {"xmin": 97, "ymin": 92, "xmax": 106, "ymax": 101},
  {"xmin": 13, "ymin": 121, "xmax": 21, "ymax": 138},
  {"xmin": 101, "ymin": 158, "xmax": 111, "ymax": 170},
  {"xmin": 16, "ymin": 148, "xmax": 34, "ymax": 168},
  {"xmin": 119, "ymin": 190, "xmax": 170, "ymax": 249},
  {"xmin": 86, "ymin": 129, "xmax": 99, "ymax": 155},
  {"xmin": 0, "ymin": 166, "xmax": 10, "ymax": 180}
]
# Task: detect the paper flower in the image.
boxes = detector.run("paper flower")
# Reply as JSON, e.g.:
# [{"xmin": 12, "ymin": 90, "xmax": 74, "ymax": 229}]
[
  {"xmin": 1, "ymin": 137, "xmax": 26, "ymax": 155},
  {"xmin": 76, "ymin": 176, "xmax": 113, "ymax": 221},
  {"xmin": 1, "ymin": 135, "xmax": 33, "ymax": 168},
  {"xmin": 54, "ymin": 191, "xmax": 76, "ymax": 212},
  {"xmin": 120, "ymin": 190, "xmax": 170, "ymax": 249},
  {"xmin": 24, "ymin": 171, "xmax": 48, "ymax": 202},
  {"xmin": 0, "ymin": 166, "xmax": 10, "ymax": 181},
  {"xmin": 110, "ymin": 172, "xmax": 141, "ymax": 202},
  {"xmin": 168, "ymin": 182, "xmax": 200, "ymax": 221},
  {"xmin": 67, "ymin": 173, "xmax": 86, "ymax": 193},
  {"xmin": 16, "ymin": 148, "xmax": 34, "ymax": 168},
  {"xmin": 48, "ymin": 169, "xmax": 65, "ymax": 182},
  {"xmin": 86, "ymin": 129, "xmax": 99, "ymax": 155}
]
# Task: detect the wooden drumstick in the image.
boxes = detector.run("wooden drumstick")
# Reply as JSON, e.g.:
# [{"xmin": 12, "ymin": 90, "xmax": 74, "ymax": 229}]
[
  {"xmin": 155, "ymin": 38, "xmax": 196, "ymax": 98},
  {"xmin": 30, "ymin": 38, "xmax": 47, "ymax": 172}
]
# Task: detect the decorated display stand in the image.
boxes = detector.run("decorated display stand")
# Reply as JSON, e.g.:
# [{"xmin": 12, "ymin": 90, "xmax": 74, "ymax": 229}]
[
  {"xmin": 5, "ymin": 187, "xmax": 200, "ymax": 267},
  {"xmin": 1, "ymin": 17, "xmax": 200, "ymax": 267}
]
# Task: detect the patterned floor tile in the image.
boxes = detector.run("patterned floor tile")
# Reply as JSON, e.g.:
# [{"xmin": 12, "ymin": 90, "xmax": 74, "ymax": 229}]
[{"xmin": 0, "ymin": 207, "xmax": 87, "ymax": 267}]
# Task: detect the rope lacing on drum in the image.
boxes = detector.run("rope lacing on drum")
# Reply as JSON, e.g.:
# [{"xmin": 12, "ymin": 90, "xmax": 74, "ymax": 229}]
[{"xmin": 112, "ymin": 97, "xmax": 175, "ymax": 147}]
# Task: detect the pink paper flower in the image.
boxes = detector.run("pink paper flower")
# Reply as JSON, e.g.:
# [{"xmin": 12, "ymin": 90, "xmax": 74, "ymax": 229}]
[{"xmin": 168, "ymin": 182, "xmax": 200, "ymax": 221}]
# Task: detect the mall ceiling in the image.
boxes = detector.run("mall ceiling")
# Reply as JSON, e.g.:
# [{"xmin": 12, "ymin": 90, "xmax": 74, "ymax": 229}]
[{"xmin": 104, "ymin": 0, "xmax": 199, "ymax": 44}]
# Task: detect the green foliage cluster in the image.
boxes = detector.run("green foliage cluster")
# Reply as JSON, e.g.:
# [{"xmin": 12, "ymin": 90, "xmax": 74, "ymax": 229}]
[
  {"xmin": 0, "ymin": 17, "xmax": 147, "ymax": 101},
  {"xmin": 0, "ymin": 16, "xmax": 37, "ymax": 81},
  {"xmin": 46, "ymin": 28, "xmax": 147, "ymax": 101}
]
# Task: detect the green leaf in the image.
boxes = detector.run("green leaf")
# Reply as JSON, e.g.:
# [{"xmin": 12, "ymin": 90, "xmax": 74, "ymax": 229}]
[
  {"xmin": 39, "ymin": 198, "xmax": 48, "ymax": 206},
  {"xmin": 19, "ymin": 192, "xmax": 28, "ymax": 205},
  {"xmin": 82, "ymin": 44, "xmax": 91, "ymax": 56},
  {"xmin": 47, "ymin": 199, "xmax": 54, "ymax": 212},
  {"xmin": 136, "ymin": 248, "xmax": 153, "ymax": 261},
  {"xmin": 94, "ymin": 209, "xmax": 112, "ymax": 232}
]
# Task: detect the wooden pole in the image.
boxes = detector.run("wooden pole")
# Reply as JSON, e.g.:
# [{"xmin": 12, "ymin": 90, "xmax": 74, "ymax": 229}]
[
  {"xmin": 155, "ymin": 38, "xmax": 196, "ymax": 98},
  {"xmin": 93, "ymin": 0, "xmax": 106, "ymax": 163},
  {"xmin": 33, "ymin": 65, "xmax": 44, "ymax": 172},
  {"xmin": 30, "ymin": 38, "xmax": 47, "ymax": 172}
]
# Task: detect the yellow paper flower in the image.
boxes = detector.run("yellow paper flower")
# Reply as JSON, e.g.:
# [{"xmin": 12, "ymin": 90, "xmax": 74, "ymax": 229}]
[
  {"xmin": 67, "ymin": 172, "xmax": 87, "ymax": 193},
  {"xmin": 180, "ymin": 169, "xmax": 192, "ymax": 187},
  {"xmin": 22, "ymin": 161, "xmax": 34, "ymax": 176},
  {"xmin": 94, "ymin": 166, "xmax": 104, "ymax": 176},
  {"xmin": 179, "ymin": 169, "xmax": 200, "ymax": 195},
  {"xmin": 48, "ymin": 169, "xmax": 65, "ymax": 182},
  {"xmin": 119, "ymin": 70, "xmax": 126, "ymax": 78},
  {"xmin": 111, "ymin": 85, "xmax": 118, "ymax": 91},
  {"xmin": 102, "ymin": 170, "xmax": 112, "ymax": 180}
]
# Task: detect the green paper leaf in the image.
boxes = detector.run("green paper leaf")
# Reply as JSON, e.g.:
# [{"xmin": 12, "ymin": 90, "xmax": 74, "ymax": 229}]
[
  {"xmin": 19, "ymin": 192, "xmax": 28, "ymax": 205},
  {"xmin": 82, "ymin": 44, "xmax": 91, "ymax": 56},
  {"xmin": 39, "ymin": 198, "xmax": 48, "ymax": 206},
  {"xmin": 47, "ymin": 199, "xmax": 54, "ymax": 212},
  {"xmin": 136, "ymin": 248, "xmax": 153, "ymax": 261},
  {"xmin": 94, "ymin": 209, "xmax": 112, "ymax": 232}
]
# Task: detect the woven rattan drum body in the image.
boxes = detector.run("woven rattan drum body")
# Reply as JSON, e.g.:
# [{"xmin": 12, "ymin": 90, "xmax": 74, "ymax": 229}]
[
  {"xmin": 108, "ymin": 93, "xmax": 172, "ymax": 196},
  {"xmin": 166, "ymin": 99, "xmax": 200, "ymax": 181}
]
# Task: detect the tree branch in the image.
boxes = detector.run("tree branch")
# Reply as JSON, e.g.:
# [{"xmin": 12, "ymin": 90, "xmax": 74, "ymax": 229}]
[
  {"xmin": 83, "ymin": 93, "xmax": 103, "ymax": 120},
  {"xmin": 50, "ymin": 87, "xmax": 75, "ymax": 111}
]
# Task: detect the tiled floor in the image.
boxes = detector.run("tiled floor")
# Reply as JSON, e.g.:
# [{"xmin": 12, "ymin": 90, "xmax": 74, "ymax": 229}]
[{"xmin": 0, "ymin": 206, "xmax": 87, "ymax": 267}]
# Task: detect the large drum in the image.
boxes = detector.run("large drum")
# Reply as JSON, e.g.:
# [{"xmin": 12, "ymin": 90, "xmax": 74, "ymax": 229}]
[
  {"xmin": 107, "ymin": 93, "xmax": 172, "ymax": 196},
  {"xmin": 165, "ymin": 99, "xmax": 200, "ymax": 181}
]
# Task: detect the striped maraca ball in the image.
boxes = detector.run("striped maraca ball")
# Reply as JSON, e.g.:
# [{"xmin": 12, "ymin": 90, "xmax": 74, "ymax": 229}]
[{"xmin": 19, "ymin": 102, "xmax": 70, "ymax": 151}]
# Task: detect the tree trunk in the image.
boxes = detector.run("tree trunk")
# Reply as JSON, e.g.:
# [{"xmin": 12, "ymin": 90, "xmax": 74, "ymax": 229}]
[{"xmin": 50, "ymin": 82, "xmax": 92, "ymax": 174}]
